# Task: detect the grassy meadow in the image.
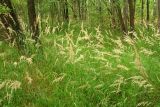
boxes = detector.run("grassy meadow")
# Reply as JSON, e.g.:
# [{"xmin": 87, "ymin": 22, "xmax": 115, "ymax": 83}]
[
  {"xmin": 0, "ymin": 0, "xmax": 160, "ymax": 107},
  {"xmin": 0, "ymin": 23, "xmax": 160, "ymax": 106}
]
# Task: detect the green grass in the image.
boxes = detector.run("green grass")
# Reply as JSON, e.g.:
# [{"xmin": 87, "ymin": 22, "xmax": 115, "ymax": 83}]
[{"xmin": 0, "ymin": 24, "xmax": 160, "ymax": 107}]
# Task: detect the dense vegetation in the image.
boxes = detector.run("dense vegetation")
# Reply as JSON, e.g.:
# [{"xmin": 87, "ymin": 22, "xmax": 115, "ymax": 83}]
[{"xmin": 0, "ymin": 0, "xmax": 160, "ymax": 107}]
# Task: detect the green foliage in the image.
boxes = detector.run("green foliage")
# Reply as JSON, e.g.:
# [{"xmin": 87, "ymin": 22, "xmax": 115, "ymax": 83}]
[
  {"xmin": 0, "ymin": 24, "xmax": 160, "ymax": 106},
  {"xmin": 0, "ymin": 5, "xmax": 10, "ymax": 14},
  {"xmin": 0, "ymin": 0, "xmax": 160, "ymax": 107}
]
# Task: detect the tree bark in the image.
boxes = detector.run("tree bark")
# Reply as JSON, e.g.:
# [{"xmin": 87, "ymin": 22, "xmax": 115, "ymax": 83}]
[
  {"xmin": 98, "ymin": 0, "xmax": 103, "ymax": 29},
  {"xmin": 128, "ymin": 0, "xmax": 136, "ymax": 32},
  {"xmin": 72, "ymin": 0, "xmax": 78, "ymax": 19},
  {"xmin": 0, "ymin": 0, "xmax": 25, "ymax": 50},
  {"xmin": 77, "ymin": 0, "xmax": 81, "ymax": 20},
  {"xmin": 110, "ymin": 0, "xmax": 116, "ymax": 28},
  {"xmin": 153, "ymin": 0, "xmax": 157, "ymax": 21},
  {"xmin": 81, "ymin": 0, "xmax": 87, "ymax": 20},
  {"xmin": 63, "ymin": 0, "xmax": 69, "ymax": 22},
  {"xmin": 116, "ymin": 1, "xmax": 127, "ymax": 33},
  {"xmin": 141, "ymin": 0, "xmax": 144, "ymax": 24},
  {"xmin": 158, "ymin": 0, "xmax": 160, "ymax": 31},
  {"xmin": 146, "ymin": 0, "xmax": 150, "ymax": 27},
  {"xmin": 123, "ymin": 0, "xmax": 129, "ymax": 31},
  {"xmin": 27, "ymin": 0, "xmax": 39, "ymax": 44}
]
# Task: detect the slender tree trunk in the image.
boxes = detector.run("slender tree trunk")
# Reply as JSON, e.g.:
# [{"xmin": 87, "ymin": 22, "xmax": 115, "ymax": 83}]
[
  {"xmin": 57, "ymin": 1, "xmax": 62, "ymax": 23},
  {"xmin": 128, "ymin": 0, "xmax": 135, "ymax": 32},
  {"xmin": 50, "ymin": 1, "xmax": 57, "ymax": 25},
  {"xmin": 116, "ymin": 1, "xmax": 127, "ymax": 33},
  {"xmin": 72, "ymin": 0, "xmax": 78, "ymax": 19},
  {"xmin": 158, "ymin": 0, "xmax": 160, "ymax": 31},
  {"xmin": 141, "ymin": 0, "xmax": 144, "ymax": 24},
  {"xmin": 77, "ymin": 0, "xmax": 81, "ymax": 20},
  {"xmin": 153, "ymin": 0, "xmax": 157, "ymax": 21},
  {"xmin": 110, "ymin": 1, "xmax": 116, "ymax": 28},
  {"xmin": 0, "ymin": 0, "xmax": 25, "ymax": 50},
  {"xmin": 81, "ymin": 0, "xmax": 87, "ymax": 20},
  {"xmin": 146, "ymin": 0, "xmax": 150, "ymax": 27},
  {"xmin": 63, "ymin": 0, "xmax": 69, "ymax": 22},
  {"xmin": 27, "ymin": 0, "xmax": 39, "ymax": 44},
  {"xmin": 123, "ymin": 0, "xmax": 129, "ymax": 31},
  {"xmin": 98, "ymin": 0, "xmax": 103, "ymax": 29}
]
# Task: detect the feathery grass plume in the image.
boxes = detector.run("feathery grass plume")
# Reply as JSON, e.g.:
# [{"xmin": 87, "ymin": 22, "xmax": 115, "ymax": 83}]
[
  {"xmin": 51, "ymin": 73, "xmax": 66, "ymax": 84},
  {"xmin": 0, "ymin": 81, "xmax": 6, "ymax": 90},
  {"xmin": 110, "ymin": 75, "xmax": 126, "ymax": 93},
  {"xmin": 117, "ymin": 64, "xmax": 129, "ymax": 71},
  {"xmin": 25, "ymin": 72, "xmax": 33, "ymax": 84},
  {"xmin": 0, "ymin": 80, "xmax": 21, "ymax": 104},
  {"xmin": 136, "ymin": 101, "xmax": 152, "ymax": 107},
  {"xmin": 140, "ymin": 47, "xmax": 155, "ymax": 56},
  {"xmin": 133, "ymin": 45, "xmax": 148, "ymax": 79}
]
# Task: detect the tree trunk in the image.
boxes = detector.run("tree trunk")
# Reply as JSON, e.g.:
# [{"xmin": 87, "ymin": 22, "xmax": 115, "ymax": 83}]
[
  {"xmin": 116, "ymin": 3, "xmax": 127, "ymax": 33},
  {"xmin": 110, "ymin": 1, "xmax": 116, "ymax": 28},
  {"xmin": 153, "ymin": 0, "xmax": 157, "ymax": 22},
  {"xmin": 141, "ymin": 0, "xmax": 144, "ymax": 24},
  {"xmin": 77, "ymin": 0, "xmax": 81, "ymax": 20},
  {"xmin": 0, "ymin": 0, "xmax": 25, "ymax": 50},
  {"xmin": 128, "ymin": 0, "xmax": 135, "ymax": 32},
  {"xmin": 158, "ymin": 0, "xmax": 160, "ymax": 31},
  {"xmin": 123, "ymin": 0, "xmax": 129, "ymax": 31},
  {"xmin": 81, "ymin": 0, "xmax": 87, "ymax": 20},
  {"xmin": 146, "ymin": 0, "xmax": 150, "ymax": 27},
  {"xmin": 63, "ymin": 0, "xmax": 69, "ymax": 22},
  {"xmin": 27, "ymin": 0, "xmax": 39, "ymax": 44},
  {"xmin": 115, "ymin": 1, "xmax": 127, "ymax": 33},
  {"xmin": 98, "ymin": 0, "xmax": 103, "ymax": 29},
  {"xmin": 72, "ymin": 0, "xmax": 78, "ymax": 19}
]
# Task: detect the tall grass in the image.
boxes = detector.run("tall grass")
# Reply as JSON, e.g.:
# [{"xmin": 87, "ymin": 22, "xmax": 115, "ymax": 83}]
[{"xmin": 0, "ymin": 23, "xmax": 160, "ymax": 107}]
